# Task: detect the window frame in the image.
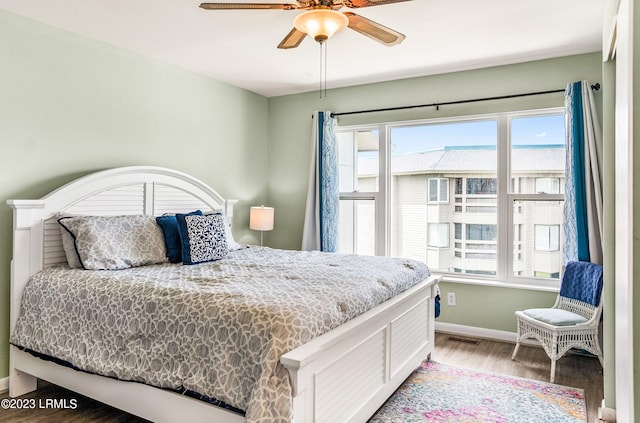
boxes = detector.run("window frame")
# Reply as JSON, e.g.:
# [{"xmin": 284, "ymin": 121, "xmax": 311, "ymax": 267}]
[
  {"xmin": 337, "ymin": 126, "xmax": 387, "ymax": 257},
  {"xmin": 428, "ymin": 178, "xmax": 449, "ymax": 203},
  {"xmin": 336, "ymin": 107, "xmax": 565, "ymax": 289},
  {"xmin": 504, "ymin": 109, "xmax": 565, "ymax": 288},
  {"xmin": 535, "ymin": 177, "xmax": 561, "ymax": 194},
  {"xmin": 534, "ymin": 224, "xmax": 561, "ymax": 252},
  {"xmin": 427, "ymin": 222, "xmax": 450, "ymax": 248}
]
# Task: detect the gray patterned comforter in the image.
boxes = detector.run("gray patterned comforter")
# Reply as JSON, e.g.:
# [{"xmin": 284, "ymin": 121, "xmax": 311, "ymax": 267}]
[{"xmin": 11, "ymin": 247, "xmax": 430, "ymax": 423}]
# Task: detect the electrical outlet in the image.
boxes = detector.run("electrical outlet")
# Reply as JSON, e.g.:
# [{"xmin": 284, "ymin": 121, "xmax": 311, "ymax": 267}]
[{"xmin": 447, "ymin": 292, "xmax": 457, "ymax": 306}]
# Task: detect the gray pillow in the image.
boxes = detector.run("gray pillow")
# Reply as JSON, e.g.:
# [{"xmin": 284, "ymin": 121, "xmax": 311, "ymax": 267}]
[
  {"xmin": 58, "ymin": 215, "xmax": 168, "ymax": 270},
  {"xmin": 59, "ymin": 224, "xmax": 82, "ymax": 268}
]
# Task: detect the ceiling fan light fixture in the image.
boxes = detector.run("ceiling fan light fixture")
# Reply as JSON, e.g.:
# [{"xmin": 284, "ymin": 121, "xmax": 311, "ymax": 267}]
[{"xmin": 293, "ymin": 9, "xmax": 349, "ymax": 43}]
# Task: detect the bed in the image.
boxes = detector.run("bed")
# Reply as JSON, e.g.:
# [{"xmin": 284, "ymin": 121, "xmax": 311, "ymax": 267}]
[{"xmin": 7, "ymin": 166, "xmax": 440, "ymax": 423}]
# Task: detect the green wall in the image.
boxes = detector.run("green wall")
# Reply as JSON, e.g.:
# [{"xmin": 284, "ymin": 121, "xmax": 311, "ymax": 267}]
[
  {"xmin": 267, "ymin": 53, "xmax": 602, "ymax": 333},
  {"xmin": 435, "ymin": 282, "xmax": 557, "ymax": 332},
  {"xmin": 0, "ymin": 10, "xmax": 270, "ymax": 379}
]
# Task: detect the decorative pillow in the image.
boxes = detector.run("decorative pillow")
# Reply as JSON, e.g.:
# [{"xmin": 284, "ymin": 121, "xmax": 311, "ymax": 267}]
[
  {"xmin": 176, "ymin": 213, "xmax": 228, "ymax": 265},
  {"xmin": 59, "ymin": 223, "xmax": 82, "ymax": 268},
  {"xmin": 206, "ymin": 211, "xmax": 243, "ymax": 251},
  {"xmin": 58, "ymin": 215, "xmax": 168, "ymax": 270},
  {"xmin": 156, "ymin": 210, "xmax": 203, "ymax": 263}
]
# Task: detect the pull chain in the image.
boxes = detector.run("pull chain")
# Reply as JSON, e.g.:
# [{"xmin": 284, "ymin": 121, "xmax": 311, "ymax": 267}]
[
  {"xmin": 318, "ymin": 40, "xmax": 328, "ymax": 99},
  {"xmin": 319, "ymin": 41, "xmax": 323, "ymax": 98},
  {"xmin": 324, "ymin": 40, "xmax": 328, "ymax": 98}
]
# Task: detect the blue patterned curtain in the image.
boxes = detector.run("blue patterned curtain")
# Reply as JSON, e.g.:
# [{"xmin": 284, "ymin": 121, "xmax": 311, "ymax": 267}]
[
  {"xmin": 563, "ymin": 81, "xmax": 603, "ymax": 264},
  {"xmin": 302, "ymin": 111, "xmax": 339, "ymax": 252}
]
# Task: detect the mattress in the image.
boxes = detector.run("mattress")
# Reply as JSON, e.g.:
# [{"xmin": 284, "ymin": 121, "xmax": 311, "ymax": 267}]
[{"xmin": 11, "ymin": 246, "xmax": 430, "ymax": 423}]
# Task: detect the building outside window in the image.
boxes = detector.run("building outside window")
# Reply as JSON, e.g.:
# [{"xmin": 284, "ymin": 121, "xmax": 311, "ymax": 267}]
[
  {"xmin": 427, "ymin": 223, "xmax": 450, "ymax": 248},
  {"xmin": 535, "ymin": 177, "xmax": 561, "ymax": 194},
  {"xmin": 466, "ymin": 178, "xmax": 497, "ymax": 195},
  {"xmin": 428, "ymin": 178, "xmax": 449, "ymax": 203},
  {"xmin": 337, "ymin": 109, "xmax": 565, "ymax": 287},
  {"xmin": 534, "ymin": 224, "xmax": 561, "ymax": 251}
]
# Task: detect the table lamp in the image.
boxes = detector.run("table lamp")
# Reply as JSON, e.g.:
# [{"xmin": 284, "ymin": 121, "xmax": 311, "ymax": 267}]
[{"xmin": 249, "ymin": 205, "xmax": 274, "ymax": 246}]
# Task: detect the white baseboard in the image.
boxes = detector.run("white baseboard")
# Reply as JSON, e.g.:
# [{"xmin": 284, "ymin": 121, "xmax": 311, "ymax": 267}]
[
  {"xmin": 598, "ymin": 399, "xmax": 616, "ymax": 422},
  {"xmin": 0, "ymin": 376, "xmax": 8, "ymax": 394},
  {"xmin": 435, "ymin": 322, "xmax": 540, "ymax": 347}
]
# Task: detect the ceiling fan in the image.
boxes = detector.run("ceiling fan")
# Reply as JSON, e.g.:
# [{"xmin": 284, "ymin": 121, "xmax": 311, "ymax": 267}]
[{"xmin": 199, "ymin": 0, "xmax": 412, "ymax": 49}]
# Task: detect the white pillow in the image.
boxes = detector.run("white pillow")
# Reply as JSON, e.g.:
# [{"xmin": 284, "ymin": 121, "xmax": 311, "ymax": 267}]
[{"xmin": 224, "ymin": 215, "xmax": 243, "ymax": 251}]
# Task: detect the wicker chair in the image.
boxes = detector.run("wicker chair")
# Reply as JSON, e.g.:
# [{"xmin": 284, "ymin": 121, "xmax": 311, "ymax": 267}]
[{"xmin": 511, "ymin": 261, "xmax": 604, "ymax": 383}]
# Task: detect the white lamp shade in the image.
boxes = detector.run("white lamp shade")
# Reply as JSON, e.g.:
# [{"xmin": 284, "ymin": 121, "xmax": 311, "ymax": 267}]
[{"xmin": 250, "ymin": 206, "xmax": 274, "ymax": 231}]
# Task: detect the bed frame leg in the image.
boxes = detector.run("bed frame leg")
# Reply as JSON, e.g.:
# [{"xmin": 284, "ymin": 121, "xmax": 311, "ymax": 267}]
[{"xmin": 9, "ymin": 367, "xmax": 37, "ymax": 398}]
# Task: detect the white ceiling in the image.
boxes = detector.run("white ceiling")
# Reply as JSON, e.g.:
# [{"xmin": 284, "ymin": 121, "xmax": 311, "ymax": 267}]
[{"xmin": 0, "ymin": 0, "xmax": 604, "ymax": 97}]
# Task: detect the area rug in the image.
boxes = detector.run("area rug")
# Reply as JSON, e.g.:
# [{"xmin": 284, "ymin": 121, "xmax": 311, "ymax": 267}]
[{"xmin": 369, "ymin": 361, "xmax": 586, "ymax": 423}]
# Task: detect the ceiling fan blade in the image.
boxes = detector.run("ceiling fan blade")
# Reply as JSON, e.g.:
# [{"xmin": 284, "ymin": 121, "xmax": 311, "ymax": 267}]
[
  {"xmin": 344, "ymin": 12, "xmax": 405, "ymax": 46},
  {"xmin": 343, "ymin": 0, "xmax": 413, "ymax": 8},
  {"xmin": 277, "ymin": 28, "xmax": 307, "ymax": 49},
  {"xmin": 199, "ymin": 3, "xmax": 299, "ymax": 10}
]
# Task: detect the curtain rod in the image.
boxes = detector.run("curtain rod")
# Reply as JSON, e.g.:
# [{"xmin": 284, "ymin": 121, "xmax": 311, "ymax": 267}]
[{"xmin": 331, "ymin": 83, "xmax": 601, "ymax": 118}]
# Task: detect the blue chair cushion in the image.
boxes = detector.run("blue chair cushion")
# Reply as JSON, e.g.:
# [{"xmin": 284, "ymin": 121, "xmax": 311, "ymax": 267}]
[
  {"xmin": 560, "ymin": 261, "xmax": 604, "ymax": 306},
  {"xmin": 522, "ymin": 308, "xmax": 588, "ymax": 326}
]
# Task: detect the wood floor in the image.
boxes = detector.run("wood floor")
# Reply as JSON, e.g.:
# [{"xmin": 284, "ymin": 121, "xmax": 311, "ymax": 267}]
[{"xmin": 0, "ymin": 332, "xmax": 604, "ymax": 422}]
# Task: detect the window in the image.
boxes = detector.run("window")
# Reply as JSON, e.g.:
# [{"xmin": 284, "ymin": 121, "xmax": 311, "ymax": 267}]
[
  {"xmin": 466, "ymin": 178, "xmax": 497, "ymax": 194},
  {"xmin": 338, "ymin": 130, "xmax": 381, "ymax": 256},
  {"xmin": 337, "ymin": 108, "xmax": 565, "ymax": 287},
  {"xmin": 428, "ymin": 178, "xmax": 449, "ymax": 203},
  {"xmin": 535, "ymin": 178, "xmax": 561, "ymax": 194},
  {"xmin": 339, "ymin": 199, "xmax": 376, "ymax": 256},
  {"xmin": 534, "ymin": 224, "xmax": 560, "ymax": 251},
  {"xmin": 509, "ymin": 114, "xmax": 565, "ymax": 282},
  {"xmin": 466, "ymin": 224, "xmax": 497, "ymax": 241},
  {"xmin": 427, "ymin": 223, "xmax": 450, "ymax": 248}
]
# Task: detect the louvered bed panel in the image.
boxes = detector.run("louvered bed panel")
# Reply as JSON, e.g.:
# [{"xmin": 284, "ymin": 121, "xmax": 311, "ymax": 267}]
[
  {"xmin": 153, "ymin": 183, "xmax": 218, "ymax": 215},
  {"xmin": 390, "ymin": 297, "xmax": 431, "ymax": 378},
  {"xmin": 314, "ymin": 329, "xmax": 386, "ymax": 423},
  {"xmin": 63, "ymin": 184, "xmax": 146, "ymax": 215}
]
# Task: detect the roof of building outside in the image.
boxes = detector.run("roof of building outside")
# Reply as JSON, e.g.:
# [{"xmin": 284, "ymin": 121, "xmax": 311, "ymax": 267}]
[{"xmin": 357, "ymin": 146, "xmax": 565, "ymax": 176}]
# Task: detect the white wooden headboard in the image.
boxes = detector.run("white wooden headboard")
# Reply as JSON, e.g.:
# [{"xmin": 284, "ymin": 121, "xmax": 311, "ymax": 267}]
[{"xmin": 7, "ymin": 166, "xmax": 238, "ymax": 332}]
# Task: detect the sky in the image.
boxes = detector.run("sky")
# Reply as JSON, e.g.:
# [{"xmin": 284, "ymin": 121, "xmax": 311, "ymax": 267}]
[{"xmin": 386, "ymin": 114, "xmax": 565, "ymax": 155}]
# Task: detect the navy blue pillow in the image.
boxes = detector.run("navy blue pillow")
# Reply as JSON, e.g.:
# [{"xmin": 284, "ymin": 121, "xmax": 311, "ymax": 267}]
[
  {"xmin": 176, "ymin": 212, "xmax": 228, "ymax": 265},
  {"xmin": 156, "ymin": 210, "xmax": 203, "ymax": 263}
]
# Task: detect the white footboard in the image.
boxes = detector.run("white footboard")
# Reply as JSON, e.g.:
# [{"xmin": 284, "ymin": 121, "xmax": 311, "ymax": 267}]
[{"xmin": 281, "ymin": 275, "xmax": 439, "ymax": 423}]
